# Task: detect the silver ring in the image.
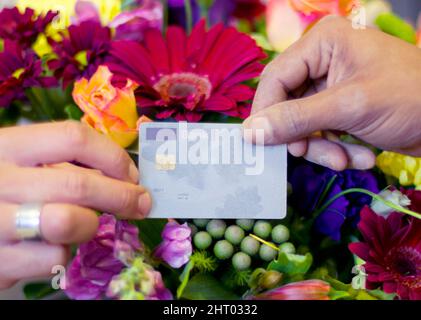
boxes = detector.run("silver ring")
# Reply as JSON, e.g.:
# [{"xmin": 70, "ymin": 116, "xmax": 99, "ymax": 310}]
[{"xmin": 15, "ymin": 203, "xmax": 43, "ymax": 240}]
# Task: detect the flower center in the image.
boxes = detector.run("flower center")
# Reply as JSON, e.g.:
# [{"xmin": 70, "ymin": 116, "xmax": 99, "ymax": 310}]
[
  {"xmin": 90, "ymin": 86, "xmax": 115, "ymax": 109},
  {"xmin": 153, "ymin": 73, "xmax": 212, "ymax": 106},
  {"xmin": 387, "ymin": 246, "xmax": 421, "ymax": 289},
  {"xmin": 74, "ymin": 50, "xmax": 88, "ymax": 69},
  {"xmin": 12, "ymin": 68, "xmax": 25, "ymax": 79}
]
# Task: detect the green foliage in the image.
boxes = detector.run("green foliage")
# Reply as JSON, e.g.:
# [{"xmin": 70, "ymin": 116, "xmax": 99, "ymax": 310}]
[
  {"xmin": 23, "ymin": 282, "xmax": 57, "ymax": 300},
  {"xmin": 190, "ymin": 250, "xmax": 218, "ymax": 273},
  {"xmin": 24, "ymin": 86, "xmax": 73, "ymax": 120},
  {"xmin": 135, "ymin": 219, "xmax": 167, "ymax": 249},
  {"xmin": 177, "ymin": 260, "xmax": 195, "ymax": 299},
  {"xmin": 64, "ymin": 104, "xmax": 84, "ymax": 120},
  {"xmin": 181, "ymin": 274, "xmax": 239, "ymax": 300},
  {"xmin": 268, "ymin": 252, "xmax": 313, "ymax": 276},
  {"xmin": 314, "ymin": 271, "xmax": 396, "ymax": 300},
  {"xmin": 376, "ymin": 13, "xmax": 417, "ymax": 44},
  {"xmin": 0, "ymin": 105, "xmax": 20, "ymax": 126}
]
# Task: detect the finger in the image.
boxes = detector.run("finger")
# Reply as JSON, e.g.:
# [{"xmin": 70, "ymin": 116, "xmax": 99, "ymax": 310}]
[
  {"xmin": 0, "ymin": 202, "xmax": 99, "ymax": 244},
  {"xmin": 288, "ymin": 139, "xmax": 308, "ymax": 157},
  {"xmin": 322, "ymin": 132, "xmax": 376, "ymax": 170},
  {"xmin": 0, "ymin": 164, "xmax": 152, "ymax": 219},
  {"xmin": 339, "ymin": 142, "xmax": 376, "ymax": 170},
  {"xmin": 251, "ymin": 17, "xmax": 343, "ymax": 114},
  {"xmin": 244, "ymin": 86, "xmax": 352, "ymax": 145},
  {"xmin": 0, "ymin": 242, "xmax": 69, "ymax": 283},
  {"xmin": 45, "ymin": 162, "xmax": 103, "ymax": 176},
  {"xmin": 303, "ymin": 137, "xmax": 349, "ymax": 171},
  {"xmin": 0, "ymin": 279, "xmax": 17, "ymax": 290},
  {"xmin": 0, "ymin": 121, "xmax": 139, "ymax": 183}
]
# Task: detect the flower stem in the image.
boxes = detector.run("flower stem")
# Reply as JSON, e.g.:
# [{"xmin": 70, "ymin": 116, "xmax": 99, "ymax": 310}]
[
  {"xmin": 184, "ymin": 0, "xmax": 193, "ymax": 34},
  {"xmin": 314, "ymin": 188, "xmax": 421, "ymax": 220},
  {"xmin": 249, "ymin": 234, "xmax": 279, "ymax": 251}
]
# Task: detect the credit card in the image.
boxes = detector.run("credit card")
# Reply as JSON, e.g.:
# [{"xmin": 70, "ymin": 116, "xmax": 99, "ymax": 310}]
[{"xmin": 139, "ymin": 122, "xmax": 287, "ymax": 219}]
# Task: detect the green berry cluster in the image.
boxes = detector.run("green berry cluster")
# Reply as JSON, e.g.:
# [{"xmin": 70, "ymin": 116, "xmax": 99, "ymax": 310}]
[{"xmin": 191, "ymin": 219, "xmax": 293, "ymax": 271}]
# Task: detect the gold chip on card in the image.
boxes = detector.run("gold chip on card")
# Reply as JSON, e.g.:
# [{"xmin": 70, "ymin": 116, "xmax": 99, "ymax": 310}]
[{"xmin": 155, "ymin": 154, "xmax": 176, "ymax": 170}]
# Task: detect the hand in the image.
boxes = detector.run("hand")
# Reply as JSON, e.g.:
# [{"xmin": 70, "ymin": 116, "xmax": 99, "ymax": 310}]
[
  {"xmin": 0, "ymin": 121, "xmax": 151, "ymax": 289},
  {"xmin": 244, "ymin": 16, "xmax": 421, "ymax": 171}
]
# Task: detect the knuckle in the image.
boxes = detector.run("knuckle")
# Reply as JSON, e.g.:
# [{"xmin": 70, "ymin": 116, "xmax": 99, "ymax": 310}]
[
  {"xmin": 282, "ymin": 101, "xmax": 307, "ymax": 137},
  {"xmin": 63, "ymin": 120, "xmax": 90, "ymax": 149},
  {"xmin": 63, "ymin": 173, "xmax": 90, "ymax": 201},
  {"xmin": 111, "ymin": 147, "xmax": 130, "ymax": 174},
  {"xmin": 313, "ymin": 16, "xmax": 349, "ymax": 42},
  {"xmin": 117, "ymin": 186, "xmax": 138, "ymax": 212}
]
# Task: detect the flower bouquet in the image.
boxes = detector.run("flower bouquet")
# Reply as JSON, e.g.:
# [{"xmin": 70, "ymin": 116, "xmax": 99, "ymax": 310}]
[{"xmin": 0, "ymin": 0, "xmax": 420, "ymax": 301}]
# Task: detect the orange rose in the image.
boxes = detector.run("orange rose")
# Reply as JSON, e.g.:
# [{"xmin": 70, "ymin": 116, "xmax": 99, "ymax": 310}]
[{"xmin": 72, "ymin": 65, "xmax": 138, "ymax": 148}]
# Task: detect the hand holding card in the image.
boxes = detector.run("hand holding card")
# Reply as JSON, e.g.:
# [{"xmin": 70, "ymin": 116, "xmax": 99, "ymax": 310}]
[{"xmin": 139, "ymin": 122, "xmax": 287, "ymax": 219}]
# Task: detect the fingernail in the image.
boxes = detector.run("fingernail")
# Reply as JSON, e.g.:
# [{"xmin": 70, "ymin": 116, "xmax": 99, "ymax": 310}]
[
  {"xmin": 243, "ymin": 116, "xmax": 274, "ymax": 144},
  {"xmin": 129, "ymin": 163, "xmax": 139, "ymax": 183},
  {"xmin": 138, "ymin": 192, "xmax": 152, "ymax": 217}
]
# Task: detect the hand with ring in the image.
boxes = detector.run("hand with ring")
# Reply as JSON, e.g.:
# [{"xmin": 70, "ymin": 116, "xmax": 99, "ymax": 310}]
[{"xmin": 0, "ymin": 121, "xmax": 152, "ymax": 289}]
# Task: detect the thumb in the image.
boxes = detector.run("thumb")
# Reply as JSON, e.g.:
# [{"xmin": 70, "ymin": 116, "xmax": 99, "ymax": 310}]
[{"xmin": 243, "ymin": 87, "xmax": 350, "ymax": 145}]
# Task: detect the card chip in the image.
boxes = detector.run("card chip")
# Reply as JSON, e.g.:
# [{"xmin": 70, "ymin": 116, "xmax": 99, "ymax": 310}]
[{"xmin": 155, "ymin": 154, "xmax": 176, "ymax": 171}]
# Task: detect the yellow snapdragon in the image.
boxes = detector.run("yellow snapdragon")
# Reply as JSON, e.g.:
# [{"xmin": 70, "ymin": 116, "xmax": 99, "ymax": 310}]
[{"xmin": 376, "ymin": 151, "xmax": 421, "ymax": 189}]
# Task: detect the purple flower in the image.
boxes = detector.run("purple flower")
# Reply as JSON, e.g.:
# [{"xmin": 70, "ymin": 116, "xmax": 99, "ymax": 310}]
[
  {"xmin": 167, "ymin": 0, "xmax": 265, "ymax": 28},
  {"xmin": 0, "ymin": 7, "xmax": 57, "ymax": 49},
  {"xmin": 154, "ymin": 221, "xmax": 192, "ymax": 268},
  {"xmin": 290, "ymin": 160, "xmax": 379, "ymax": 241},
  {"xmin": 143, "ymin": 268, "xmax": 173, "ymax": 300},
  {"xmin": 110, "ymin": 0, "xmax": 163, "ymax": 42},
  {"xmin": 47, "ymin": 21, "xmax": 112, "ymax": 87},
  {"xmin": 0, "ymin": 40, "xmax": 57, "ymax": 108},
  {"xmin": 65, "ymin": 214, "xmax": 142, "ymax": 300}
]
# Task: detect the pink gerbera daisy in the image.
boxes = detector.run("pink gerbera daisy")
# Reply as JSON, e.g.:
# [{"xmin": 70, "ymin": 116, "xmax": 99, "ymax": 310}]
[
  {"xmin": 349, "ymin": 205, "xmax": 421, "ymax": 300},
  {"xmin": 106, "ymin": 20, "xmax": 266, "ymax": 121}
]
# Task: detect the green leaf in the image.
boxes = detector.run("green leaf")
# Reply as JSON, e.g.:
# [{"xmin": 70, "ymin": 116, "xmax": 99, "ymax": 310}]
[
  {"xmin": 177, "ymin": 260, "xmax": 195, "ymax": 299},
  {"xmin": 251, "ymin": 33, "xmax": 275, "ymax": 52},
  {"xmin": 181, "ymin": 274, "xmax": 239, "ymax": 300},
  {"xmin": 135, "ymin": 219, "xmax": 167, "ymax": 249},
  {"xmin": 64, "ymin": 104, "xmax": 84, "ymax": 120},
  {"xmin": 23, "ymin": 282, "xmax": 57, "ymax": 300},
  {"xmin": 367, "ymin": 289, "xmax": 396, "ymax": 300},
  {"xmin": 375, "ymin": 13, "xmax": 417, "ymax": 44},
  {"xmin": 329, "ymin": 288, "xmax": 352, "ymax": 300},
  {"xmin": 268, "ymin": 252, "xmax": 313, "ymax": 275}
]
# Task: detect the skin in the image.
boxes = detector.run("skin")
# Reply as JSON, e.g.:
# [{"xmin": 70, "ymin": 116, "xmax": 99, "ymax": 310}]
[
  {"xmin": 244, "ymin": 16, "xmax": 421, "ymax": 171},
  {"xmin": 0, "ymin": 121, "xmax": 152, "ymax": 289}
]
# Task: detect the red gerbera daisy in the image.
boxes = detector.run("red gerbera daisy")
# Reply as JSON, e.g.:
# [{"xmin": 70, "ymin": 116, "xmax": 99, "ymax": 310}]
[
  {"xmin": 0, "ymin": 7, "xmax": 57, "ymax": 49},
  {"xmin": 48, "ymin": 21, "xmax": 112, "ymax": 88},
  {"xmin": 106, "ymin": 20, "xmax": 266, "ymax": 121},
  {"xmin": 349, "ymin": 205, "xmax": 421, "ymax": 300},
  {"xmin": 0, "ymin": 41, "xmax": 57, "ymax": 108}
]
